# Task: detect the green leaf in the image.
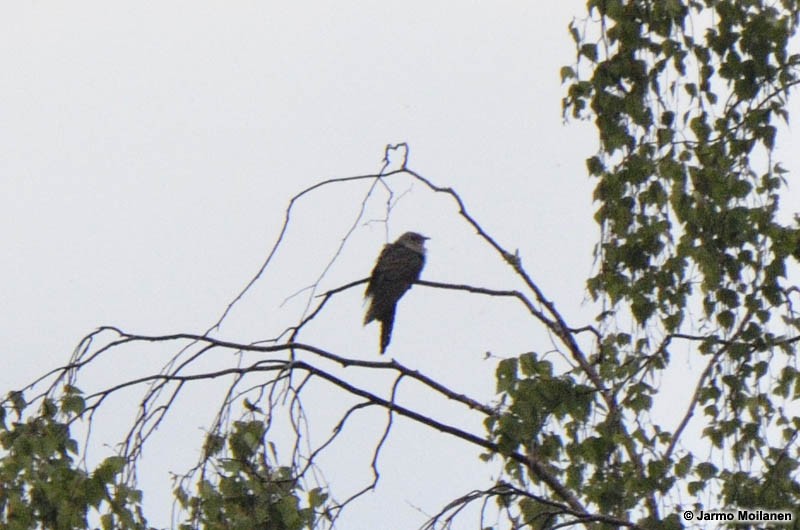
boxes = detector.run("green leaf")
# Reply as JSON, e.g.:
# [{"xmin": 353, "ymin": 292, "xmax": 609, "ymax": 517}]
[
  {"xmin": 696, "ymin": 462, "xmax": 718, "ymax": 479},
  {"xmin": 496, "ymin": 358, "xmax": 518, "ymax": 393},
  {"xmin": 586, "ymin": 156, "xmax": 605, "ymax": 175},
  {"xmin": 61, "ymin": 394, "xmax": 86, "ymax": 415},
  {"xmin": 308, "ymin": 487, "xmax": 328, "ymax": 508},
  {"xmin": 8, "ymin": 390, "xmax": 26, "ymax": 416},
  {"xmin": 717, "ymin": 310, "xmax": 735, "ymax": 329},
  {"xmin": 675, "ymin": 454, "xmax": 693, "ymax": 477},
  {"xmin": 657, "ymin": 127, "xmax": 674, "ymax": 147},
  {"xmin": 94, "ymin": 456, "xmax": 126, "ymax": 483},
  {"xmin": 580, "ymin": 43, "xmax": 598, "ymax": 62}
]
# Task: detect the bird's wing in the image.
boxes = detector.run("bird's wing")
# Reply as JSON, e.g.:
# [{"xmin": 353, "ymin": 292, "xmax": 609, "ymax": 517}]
[{"xmin": 365, "ymin": 244, "xmax": 425, "ymax": 299}]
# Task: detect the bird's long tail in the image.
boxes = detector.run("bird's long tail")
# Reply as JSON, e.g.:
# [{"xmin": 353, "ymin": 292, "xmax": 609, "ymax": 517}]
[{"xmin": 379, "ymin": 312, "xmax": 395, "ymax": 354}]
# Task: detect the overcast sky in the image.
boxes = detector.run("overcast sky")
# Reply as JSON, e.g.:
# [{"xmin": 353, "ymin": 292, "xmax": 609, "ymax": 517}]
[{"xmin": 3, "ymin": 2, "xmax": 800, "ymax": 529}]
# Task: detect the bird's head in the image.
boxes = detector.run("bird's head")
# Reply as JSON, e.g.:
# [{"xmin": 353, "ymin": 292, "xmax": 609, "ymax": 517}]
[{"xmin": 397, "ymin": 232, "xmax": 429, "ymax": 253}]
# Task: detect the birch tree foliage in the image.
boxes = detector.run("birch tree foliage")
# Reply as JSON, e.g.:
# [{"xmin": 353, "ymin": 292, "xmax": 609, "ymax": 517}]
[{"xmin": 506, "ymin": 0, "xmax": 800, "ymax": 525}]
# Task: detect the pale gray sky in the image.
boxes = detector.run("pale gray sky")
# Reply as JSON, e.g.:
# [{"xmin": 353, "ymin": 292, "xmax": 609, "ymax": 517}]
[{"xmin": 3, "ymin": 2, "xmax": 799, "ymax": 529}]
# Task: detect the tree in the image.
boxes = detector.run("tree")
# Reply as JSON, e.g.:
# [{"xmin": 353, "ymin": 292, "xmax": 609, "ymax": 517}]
[{"xmin": 3, "ymin": 1, "xmax": 800, "ymax": 528}]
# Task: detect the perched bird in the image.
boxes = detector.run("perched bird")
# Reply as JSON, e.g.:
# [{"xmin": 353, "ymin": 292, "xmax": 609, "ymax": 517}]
[{"xmin": 364, "ymin": 232, "xmax": 429, "ymax": 353}]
